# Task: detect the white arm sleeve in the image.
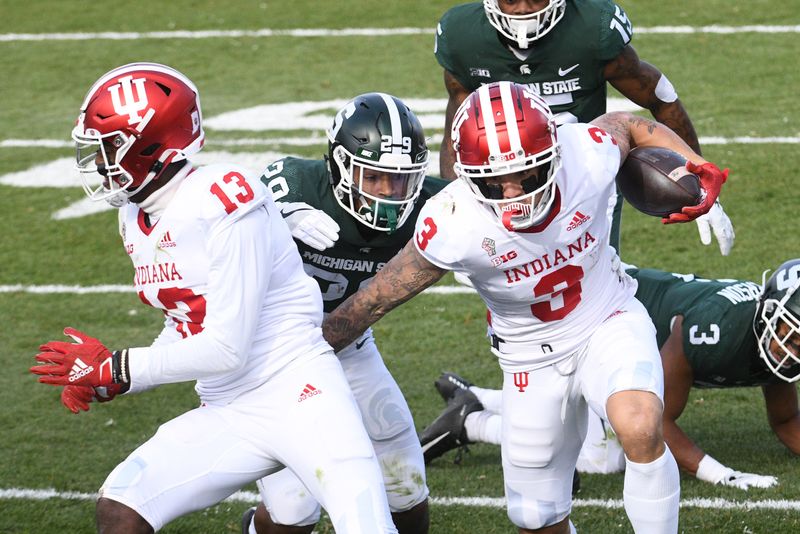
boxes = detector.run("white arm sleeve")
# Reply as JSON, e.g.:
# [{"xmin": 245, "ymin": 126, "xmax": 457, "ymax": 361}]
[{"xmin": 126, "ymin": 206, "xmax": 272, "ymax": 392}]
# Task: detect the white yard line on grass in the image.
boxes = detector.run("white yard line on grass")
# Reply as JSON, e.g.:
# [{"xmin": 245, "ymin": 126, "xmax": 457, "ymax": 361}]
[
  {"xmin": 3, "ymin": 136, "xmax": 800, "ymax": 150},
  {"xmin": 1, "ymin": 26, "xmax": 799, "ymax": 42},
  {"xmin": 2, "ymin": 487, "xmax": 799, "ymax": 510},
  {"xmin": 0, "ymin": 284, "xmax": 479, "ymax": 295}
]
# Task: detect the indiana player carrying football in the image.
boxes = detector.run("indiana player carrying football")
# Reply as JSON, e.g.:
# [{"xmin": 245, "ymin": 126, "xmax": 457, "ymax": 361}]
[
  {"xmin": 424, "ymin": 260, "xmax": 800, "ymax": 490},
  {"xmin": 241, "ymin": 93, "xmax": 445, "ymax": 534},
  {"xmin": 29, "ymin": 63, "xmax": 398, "ymax": 534},
  {"xmin": 321, "ymin": 81, "xmax": 730, "ymax": 534},
  {"xmin": 434, "ymin": 0, "xmax": 734, "ymax": 255}
]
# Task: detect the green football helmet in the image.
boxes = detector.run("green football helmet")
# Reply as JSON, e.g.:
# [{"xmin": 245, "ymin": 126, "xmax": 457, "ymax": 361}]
[
  {"xmin": 754, "ymin": 259, "xmax": 800, "ymax": 382},
  {"xmin": 327, "ymin": 93, "xmax": 428, "ymax": 233}
]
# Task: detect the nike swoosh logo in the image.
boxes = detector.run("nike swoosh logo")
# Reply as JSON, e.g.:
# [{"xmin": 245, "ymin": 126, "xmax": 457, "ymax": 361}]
[
  {"xmin": 421, "ymin": 431, "xmax": 451, "ymax": 453},
  {"xmin": 558, "ymin": 64, "xmax": 579, "ymax": 76},
  {"xmin": 355, "ymin": 338, "xmax": 368, "ymax": 350},
  {"xmin": 280, "ymin": 207, "xmax": 312, "ymax": 217}
]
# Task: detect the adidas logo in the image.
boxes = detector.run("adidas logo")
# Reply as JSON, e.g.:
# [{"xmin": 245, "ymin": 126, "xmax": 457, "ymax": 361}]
[
  {"xmin": 158, "ymin": 231, "xmax": 176, "ymax": 249},
  {"xmin": 566, "ymin": 211, "xmax": 591, "ymax": 231},
  {"xmin": 297, "ymin": 383, "xmax": 322, "ymax": 403},
  {"xmin": 68, "ymin": 358, "xmax": 94, "ymax": 383}
]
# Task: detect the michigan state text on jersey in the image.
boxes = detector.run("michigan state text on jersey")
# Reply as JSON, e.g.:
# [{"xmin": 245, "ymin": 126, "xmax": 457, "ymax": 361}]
[{"xmin": 436, "ymin": 0, "xmax": 631, "ymax": 125}]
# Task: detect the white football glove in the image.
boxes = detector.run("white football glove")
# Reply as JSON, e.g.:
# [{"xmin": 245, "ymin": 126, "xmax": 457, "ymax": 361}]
[
  {"xmin": 695, "ymin": 454, "xmax": 778, "ymax": 490},
  {"xmin": 695, "ymin": 200, "xmax": 735, "ymax": 256},
  {"xmin": 278, "ymin": 202, "xmax": 340, "ymax": 251}
]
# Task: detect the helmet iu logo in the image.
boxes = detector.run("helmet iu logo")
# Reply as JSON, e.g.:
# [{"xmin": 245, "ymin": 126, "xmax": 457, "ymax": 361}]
[{"xmin": 108, "ymin": 75, "xmax": 151, "ymax": 126}]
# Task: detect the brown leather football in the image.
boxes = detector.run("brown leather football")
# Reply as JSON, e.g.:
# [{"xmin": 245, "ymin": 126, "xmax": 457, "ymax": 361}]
[{"xmin": 615, "ymin": 147, "xmax": 702, "ymax": 217}]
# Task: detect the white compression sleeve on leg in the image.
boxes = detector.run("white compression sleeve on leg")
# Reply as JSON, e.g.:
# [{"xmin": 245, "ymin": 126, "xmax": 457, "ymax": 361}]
[
  {"xmin": 470, "ymin": 386, "xmax": 503, "ymax": 412},
  {"xmin": 464, "ymin": 411, "xmax": 502, "ymax": 445},
  {"xmin": 623, "ymin": 446, "xmax": 680, "ymax": 533}
]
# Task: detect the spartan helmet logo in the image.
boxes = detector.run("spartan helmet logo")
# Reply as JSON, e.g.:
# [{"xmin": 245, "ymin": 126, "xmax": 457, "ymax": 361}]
[
  {"xmin": 520, "ymin": 64, "xmax": 531, "ymax": 75},
  {"xmin": 108, "ymin": 75, "xmax": 153, "ymax": 126}
]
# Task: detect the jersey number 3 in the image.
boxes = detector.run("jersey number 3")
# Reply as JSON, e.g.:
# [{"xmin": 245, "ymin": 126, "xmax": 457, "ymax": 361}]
[{"xmin": 531, "ymin": 264, "xmax": 584, "ymax": 321}]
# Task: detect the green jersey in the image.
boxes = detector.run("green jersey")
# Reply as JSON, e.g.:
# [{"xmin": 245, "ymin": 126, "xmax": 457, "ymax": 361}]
[
  {"xmin": 629, "ymin": 268, "xmax": 780, "ymax": 388},
  {"xmin": 435, "ymin": 0, "xmax": 632, "ymax": 124},
  {"xmin": 261, "ymin": 157, "xmax": 447, "ymax": 313}
]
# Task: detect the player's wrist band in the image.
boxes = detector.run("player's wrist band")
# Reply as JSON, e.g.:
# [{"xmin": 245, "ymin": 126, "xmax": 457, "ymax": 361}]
[{"xmin": 112, "ymin": 349, "xmax": 130, "ymax": 384}]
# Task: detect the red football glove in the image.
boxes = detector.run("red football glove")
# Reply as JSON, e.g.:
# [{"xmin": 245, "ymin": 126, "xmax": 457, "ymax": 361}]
[
  {"xmin": 60, "ymin": 383, "xmax": 125, "ymax": 414},
  {"xmin": 31, "ymin": 327, "xmax": 123, "ymax": 388},
  {"xmin": 662, "ymin": 161, "xmax": 729, "ymax": 224},
  {"xmin": 60, "ymin": 385, "xmax": 94, "ymax": 414}
]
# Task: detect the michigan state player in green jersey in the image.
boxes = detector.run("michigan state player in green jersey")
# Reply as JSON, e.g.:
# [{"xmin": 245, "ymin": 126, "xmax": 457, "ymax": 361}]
[
  {"xmin": 242, "ymin": 93, "xmax": 445, "ymax": 534},
  {"xmin": 421, "ymin": 260, "xmax": 800, "ymax": 491},
  {"xmin": 434, "ymin": 0, "xmax": 734, "ymax": 256}
]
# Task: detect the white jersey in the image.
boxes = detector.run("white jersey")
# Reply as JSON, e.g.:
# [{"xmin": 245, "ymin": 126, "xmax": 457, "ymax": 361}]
[
  {"xmin": 415, "ymin": 123, "xmax": 637, "ymax": 371},
  {"xmin": 120, "ymin": 163, "xmax": 330, "ymax": 403}
]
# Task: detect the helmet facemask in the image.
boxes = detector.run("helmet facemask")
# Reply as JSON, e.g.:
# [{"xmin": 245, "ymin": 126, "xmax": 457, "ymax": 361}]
[
  {"xmin": 73, "ymin": 123, "xmax": 139, "ymax": 207},
  {"xmin": 459, "ymin": 146, "xmax": 561, "ymax": 231},
  {"xmin": 483, "ymin": 0, "xmax": 566, "ymax": 49},
  {"xmin": 755, "ymin": 266, "xmax": 800, "ymax": 382},
  {"xmin": 331, "ymin": 144, "xmax": 427, "ymax": 233}
]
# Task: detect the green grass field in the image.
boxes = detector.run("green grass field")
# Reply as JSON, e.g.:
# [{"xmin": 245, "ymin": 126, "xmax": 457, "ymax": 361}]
[{"xmin": 1, "ymin": 1, "xmax": 799, "ymax": 532}]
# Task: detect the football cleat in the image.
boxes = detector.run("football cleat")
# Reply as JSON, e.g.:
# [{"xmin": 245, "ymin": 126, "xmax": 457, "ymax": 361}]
[
  {"xmin": 420, "ymin": 389, "xmax": 483, "ymax": 464},
  {"xmin": 241, "ymin": 506, "xmax": 256, "ymax": 534},
  {"xmin": 434, "ymin": 372, "xmax": 474, "ymax": 404}
]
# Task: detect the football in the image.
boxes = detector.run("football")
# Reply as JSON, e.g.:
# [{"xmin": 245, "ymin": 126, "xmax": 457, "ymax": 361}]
[{"xmin": 615, "ymin": 147, "xmax": 702, "ymax": 217}]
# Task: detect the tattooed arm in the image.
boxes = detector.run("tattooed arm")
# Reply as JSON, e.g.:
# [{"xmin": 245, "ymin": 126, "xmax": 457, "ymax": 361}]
[
  {"xmin": 322, "ymin": 239, "xmax": 448, "ymax": 352},
  {"xmin": 592, "ymin": 111, "xmax": 708, "ymax": 166},
  {"xmin": 439, "ymin": 70, "xmax": 471, "ymax": 181},
  {"xmin": 604, "ymin": 45, "xmax": 701, "ymax": 154}
]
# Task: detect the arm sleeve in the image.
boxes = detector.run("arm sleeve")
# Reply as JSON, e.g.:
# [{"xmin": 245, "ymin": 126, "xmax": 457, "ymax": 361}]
[{"xmin": 126, "ymin": 206, "xmax": 272, "ymax": 392}]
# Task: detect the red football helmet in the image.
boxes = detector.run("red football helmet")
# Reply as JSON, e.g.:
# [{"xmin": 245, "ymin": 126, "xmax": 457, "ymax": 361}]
[
  {"xmin": 452, "ymin": 81, "xmax": 561, "ymax": 230},
  {"xmin": 72, "ymin": 62, "xmax": 205, "ymax": 206}
]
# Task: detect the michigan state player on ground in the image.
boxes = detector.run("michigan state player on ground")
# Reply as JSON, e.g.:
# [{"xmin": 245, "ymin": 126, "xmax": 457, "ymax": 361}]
[
  {"xmin": 422, "ymin": 260, "xmax": 800, "ymax": 490},
  {"xmin": 241, "ymin": 93, "xmax": 446, "ymax": 534},
  {"xmin": 434, "ymin": 0, "xmax": 733, "ymax": 255}
]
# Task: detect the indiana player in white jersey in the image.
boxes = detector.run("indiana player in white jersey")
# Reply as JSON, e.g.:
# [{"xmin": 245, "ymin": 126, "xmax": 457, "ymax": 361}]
[
  {"xmin": 30, "ymin": 63, "xmax": 397, "ymax": 534},
  {"xmin": 321, "ymin": 81, "xmax": 729, "ymax": 533}
]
